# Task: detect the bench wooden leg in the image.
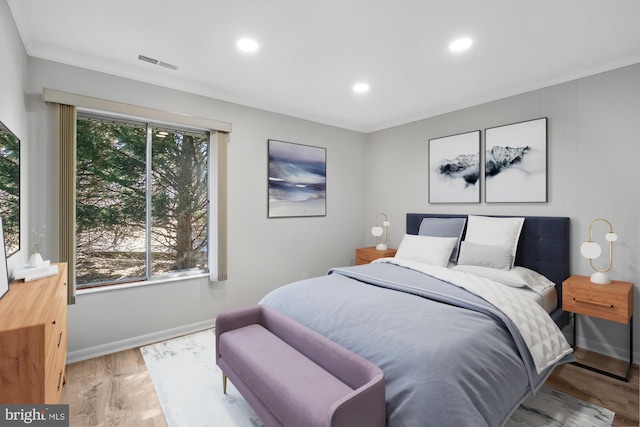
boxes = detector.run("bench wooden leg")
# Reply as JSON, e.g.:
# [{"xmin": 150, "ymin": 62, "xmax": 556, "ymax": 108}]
[{"xmin": 222, "ymin": 372, "xmax": 227, "ymax": 394}]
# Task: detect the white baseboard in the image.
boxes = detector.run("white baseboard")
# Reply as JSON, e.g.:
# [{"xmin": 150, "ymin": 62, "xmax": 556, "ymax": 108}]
[{"xmin": 66, "ymin": 319, "xmax": 216, "ymax": 364}]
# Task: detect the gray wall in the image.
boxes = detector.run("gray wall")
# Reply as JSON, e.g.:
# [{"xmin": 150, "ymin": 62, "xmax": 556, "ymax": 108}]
[
  {"xmin": 24, "ymin": 58, "xmax": 367, "ymax": 361},
  {"xmin": 365, "ymin": 63, "xmax": 640, "ymax": 361}
]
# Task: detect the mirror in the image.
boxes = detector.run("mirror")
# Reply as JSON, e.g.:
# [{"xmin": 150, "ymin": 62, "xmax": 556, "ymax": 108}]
[{"xmin": 0, "ymin": 121, "xmax": 20, "ymax": 256}]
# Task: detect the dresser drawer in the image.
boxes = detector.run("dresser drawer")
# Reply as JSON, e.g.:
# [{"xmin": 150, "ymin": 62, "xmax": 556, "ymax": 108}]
[
  {"xmin": 45, "ymin": 329, "xmax": 67, "ymax": 404},
  {"xmin": 46, "ymin": 285, "xmax": 67, "ymax": 355},
  {"xmin": 563, "ymin": 278, "xmax": 633, "ymax": 324},
  {"xmin": 46, "ymin": 301, "xmax": 67, "ymax": 361},
  {"xmin": 45, "ymin": 281, "xmax": 67, "ymax": 404}
]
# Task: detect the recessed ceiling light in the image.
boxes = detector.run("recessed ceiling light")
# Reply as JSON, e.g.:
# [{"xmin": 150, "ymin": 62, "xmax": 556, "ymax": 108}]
[
  {"xmin": 236, "ymin": 38, "xmax": 259, "ymax": 53},
  {"xmin": 353, "ymin": 83, "xmax": 370, "ymax": 94},
  {"xmin": 449, "ymin": 37, "xmax": 473, "ymax": 52}
]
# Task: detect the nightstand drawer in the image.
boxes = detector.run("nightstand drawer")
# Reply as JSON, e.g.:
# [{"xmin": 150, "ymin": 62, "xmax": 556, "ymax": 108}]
[
  {"xmin": 355, "ymin": 247, "xmax": 397, "ymax": 265},
  {"xmin": 563, "ymin": 276, "xmax": 633, "ymax": 324}
]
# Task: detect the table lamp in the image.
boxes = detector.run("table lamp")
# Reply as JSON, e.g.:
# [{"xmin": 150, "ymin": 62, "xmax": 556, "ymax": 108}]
[
  {"xmin": 371, "ymin": 213, "xmax": 390, "ymax": 250},
  {"xmin": 580, "ymin": 218, "xmax": 617, "ymax": 284}
]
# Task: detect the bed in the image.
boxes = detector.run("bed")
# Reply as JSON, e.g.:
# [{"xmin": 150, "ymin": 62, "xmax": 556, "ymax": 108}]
[{"xmin": 260, "ymin": 214, "xmax": 575, "ymax": 427}]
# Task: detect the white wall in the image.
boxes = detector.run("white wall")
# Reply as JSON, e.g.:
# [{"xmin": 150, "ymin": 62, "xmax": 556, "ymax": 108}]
[
  {"xmin": 365, "ymin": 63, "xmax": 640, "ymax": 362},
  {"xmin": 0, "ymin": 0, "xmax": 29, "ymax": 275},
  {"xmin": 24, "ymin": 58, "xmax": 367, "ymax": 361}
]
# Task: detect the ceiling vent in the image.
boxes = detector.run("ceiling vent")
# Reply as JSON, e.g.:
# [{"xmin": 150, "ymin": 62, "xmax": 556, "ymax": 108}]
[
  {"xmin": 158, "ymin": 61, "xmax": 178, "ymax": 71},
  {"xmin": 138, "ymin": 54, "xmax": 178, "ymax": 71}
]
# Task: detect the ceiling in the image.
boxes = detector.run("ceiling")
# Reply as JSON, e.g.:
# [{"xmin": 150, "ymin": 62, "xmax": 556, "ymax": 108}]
[{"xmin": 8, "ymin": 0, "xmax": 640, "ymax": 133}]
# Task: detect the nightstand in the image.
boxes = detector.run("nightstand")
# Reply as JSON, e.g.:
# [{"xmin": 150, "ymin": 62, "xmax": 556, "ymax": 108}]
[
  {"xmin": 355, "ymin": 246, "xmax": 397, "ymax": 265},
  {"xmin": 562, "ymin": 274, "xmax": 634, "ymax": 381}
]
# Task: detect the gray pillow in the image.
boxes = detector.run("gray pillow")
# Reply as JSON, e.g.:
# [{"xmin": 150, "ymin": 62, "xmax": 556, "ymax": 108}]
[
  {"xmin": 418, "ymin": 217, "xmax": 467, "ymax": 262},
  {"xmin": 457, "ymin": 241, "xmax": 512, "ymax": 270}
]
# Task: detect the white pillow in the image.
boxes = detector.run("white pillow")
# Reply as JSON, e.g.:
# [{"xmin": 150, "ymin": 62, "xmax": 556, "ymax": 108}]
[
  {"xmin": 395, "ymin": 234, "xmax": 458, "ymax": 267},
  {"xmin": 451, "ymin": 264, "xmax": 556, "ymax": 294},
  {"xmin": 463, "ymin": 215, "xmax": 524, "ymax": 269},
  {"xmin": 457, "ymin": 241, "xmax": 512, "ymax": 270}
]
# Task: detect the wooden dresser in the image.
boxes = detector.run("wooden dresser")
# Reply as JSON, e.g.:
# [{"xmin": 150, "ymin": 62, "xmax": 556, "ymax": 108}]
[{"xmin": 0, "ymin": 262, "xmax": 68, "ymax": 403}]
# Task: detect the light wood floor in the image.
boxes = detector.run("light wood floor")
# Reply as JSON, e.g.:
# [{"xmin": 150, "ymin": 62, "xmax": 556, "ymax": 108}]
[
  {"xmin": 61, "ymin": 346, "xmax": 639, "ymax": 427},
  {"xmin": 61, "ymin": 348, "xmax": 167, "ymax": 427},
  {"xmin": 546, "ymin": 348, "xmax": 639, "ymax": 427}
]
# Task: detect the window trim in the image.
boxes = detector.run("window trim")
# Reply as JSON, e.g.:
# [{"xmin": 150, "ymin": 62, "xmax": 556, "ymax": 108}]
[
  {"xmin": 43, "ymin": 88, "xmax": 231, "ymax": 133},
  {"xmin": 77, "ymin": 271, "xmax": 210, "ymax": 296},
  {"xmin": 48, "ymin": 89, "xmax": 229, "ymax": 300}
]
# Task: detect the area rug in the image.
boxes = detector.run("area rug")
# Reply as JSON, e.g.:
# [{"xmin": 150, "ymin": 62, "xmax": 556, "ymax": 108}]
[
  {"xmin": 506, "ymin": 386, "xmax": 614, "ymax": 427},
  {"xmin": 141, "ymin": 329, "xmax": 614, "ymax": 427},
  {"xmin": 141, "ymin": 329, "xmax": 265, "ymax": 427}
]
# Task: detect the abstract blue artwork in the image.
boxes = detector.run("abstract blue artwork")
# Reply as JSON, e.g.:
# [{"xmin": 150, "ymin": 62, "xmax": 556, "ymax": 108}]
[{"xmin": 268, "ymin": 139, "xmax": 326, "ymax": 217}]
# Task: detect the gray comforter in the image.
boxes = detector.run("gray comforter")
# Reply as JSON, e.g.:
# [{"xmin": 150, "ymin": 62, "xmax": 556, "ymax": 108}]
[{"xmin": 260, "ymin": 262, "xmax": 574, "ymax": 427}]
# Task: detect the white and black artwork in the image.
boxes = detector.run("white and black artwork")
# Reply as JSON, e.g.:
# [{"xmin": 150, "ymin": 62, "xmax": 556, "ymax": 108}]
[
  {"xmin": 428, "ymin": 130, "xmax": 480, "ymax": 203},
  {"xmin": 485, "ymin": 118, "xmax": 547, "ymax": 203}
]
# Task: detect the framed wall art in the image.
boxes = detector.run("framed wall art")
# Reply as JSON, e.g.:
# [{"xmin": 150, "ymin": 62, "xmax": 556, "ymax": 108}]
[
  {"xmin": 428, "ymin": 130, "xmax": 480, "ymax": 203},
  {"xmin": 485, "ymin": 117, "xmax": 547, "ymax": 203},
  {"xmin": 268, "ymin": 139, "xmax": 326, "ymax": 218}
]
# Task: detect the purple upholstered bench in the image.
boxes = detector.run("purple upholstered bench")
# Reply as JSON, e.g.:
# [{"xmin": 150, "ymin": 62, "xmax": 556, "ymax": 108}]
[{"xmin": 215, "ymin": 304, "xmax": 385, "ymax": 427}]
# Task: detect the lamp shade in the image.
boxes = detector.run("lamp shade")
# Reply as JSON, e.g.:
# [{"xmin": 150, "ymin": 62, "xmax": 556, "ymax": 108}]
[
  {"xmin": 371, "ymin": 226, "xmax": 383, "ymax": 237},
  {"xmin": 580, "ymin": 241, "xmax": 601, "ymax": 259}
]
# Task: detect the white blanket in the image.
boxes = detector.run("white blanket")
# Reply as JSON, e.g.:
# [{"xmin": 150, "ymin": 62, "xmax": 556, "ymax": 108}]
[{"xmin": 375, "ymin": 258, "xmax": 573, "ymax": 373}]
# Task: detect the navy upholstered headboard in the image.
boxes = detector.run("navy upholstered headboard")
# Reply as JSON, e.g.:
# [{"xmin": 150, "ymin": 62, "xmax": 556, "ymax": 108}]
[{"xmin": 406, "ymin": 213, "xmax": 571, "ymax": 328}]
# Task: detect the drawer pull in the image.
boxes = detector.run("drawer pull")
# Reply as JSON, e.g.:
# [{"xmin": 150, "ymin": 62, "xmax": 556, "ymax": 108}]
[
  {"xmin": 52, "ymin": 320, "xmax": 56, "ymax": 325},
  {"xmin": 573, "ymin": 297, "xmax": 614, "ymax": 308},
  {"xmin": 57, "ymin": 370, "xmax": 63, "ymax": 390},
  {"xmin": 57, "ymin": 331, "xmax": 63, "ymax": 347}
]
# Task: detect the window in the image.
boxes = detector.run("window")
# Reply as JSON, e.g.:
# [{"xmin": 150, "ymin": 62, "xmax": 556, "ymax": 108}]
[{"xmin": 76, "ymin": 113, "xmax": 210, "ymax": 288}]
